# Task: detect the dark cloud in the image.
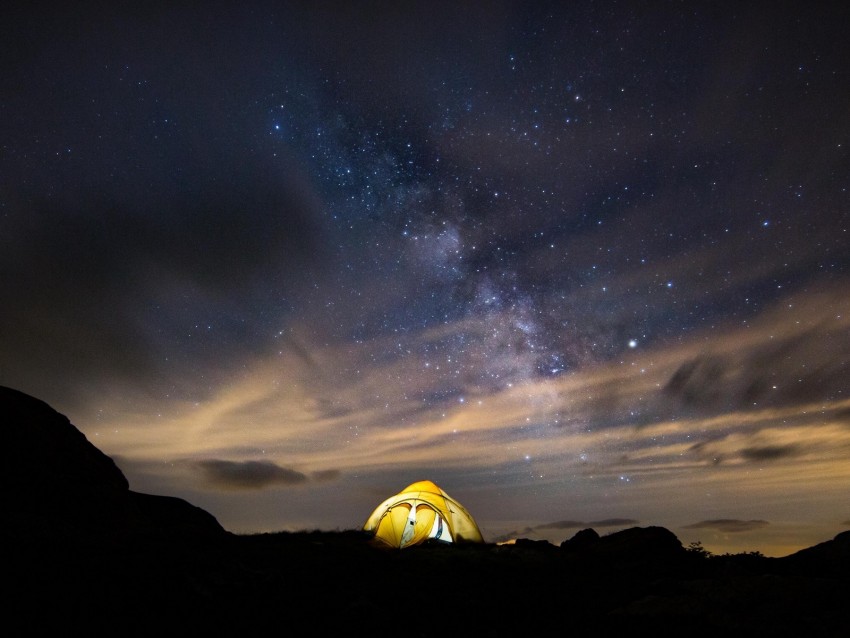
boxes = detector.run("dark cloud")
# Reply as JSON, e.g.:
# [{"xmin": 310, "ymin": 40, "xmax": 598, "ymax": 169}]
[
  {"xmin": 684, "ymin": 520, "xmax": 770, "ymax": 533},
  {"xmin": 663, "ymin": 320, "xmax": 850, "ymax": 418},
  {"xmin": 588, "ymin": 518, "xmax": 641, "ymax": 529},
  {"xmin": 537, "ymin": 520, "xmax": 586, "ymax": 530},
  {"xmin": 740, "ymin": 445, "xmax": 799, "ymax": 462},
  {"xmin": 664, "ymin": 356, "xmax": 730, "ymax": 409},
  {"xmin": 0, "ymin": 161, "xmax": 328, "ymax": 407},
  {"xmin": 0, "ymin": 1, "xmax": 338, "ymax": 408},
  {"xmin": 689, "ymin": 440, "xmax": 800, "ymax": 466},
  {"xmin": 688, "ymin": 439, "xmax": 725, "ymax": 466},
  {"xmin": 197, "ymin": 460, "xmax": 308, "ymax": 490}
]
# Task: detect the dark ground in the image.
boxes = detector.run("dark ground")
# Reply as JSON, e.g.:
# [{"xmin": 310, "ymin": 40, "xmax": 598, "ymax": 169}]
[{"xmin": 6, "ymin": 526, "xmax": 850, "ymax": 637}]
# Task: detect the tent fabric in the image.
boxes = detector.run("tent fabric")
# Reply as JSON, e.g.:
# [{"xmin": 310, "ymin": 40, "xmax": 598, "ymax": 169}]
[{"xmin": 363, "ymin": 480, "xmax": 484, "ymax": 548}]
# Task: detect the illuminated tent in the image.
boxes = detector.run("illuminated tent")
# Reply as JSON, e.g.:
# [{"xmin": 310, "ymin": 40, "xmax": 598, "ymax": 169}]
[{"xmin": 363, "ymin": 480, "xmax": 485, "ymax": 548}]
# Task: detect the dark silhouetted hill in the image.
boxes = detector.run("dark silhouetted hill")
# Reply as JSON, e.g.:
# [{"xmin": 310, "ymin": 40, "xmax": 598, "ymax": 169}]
[
  {"xmin": 2, "ymin": 385, "xmax": 225, "ymax": 539},
  {"xmin": 3, "ymin": 385, "xmax": 849, "ymax": 636}
]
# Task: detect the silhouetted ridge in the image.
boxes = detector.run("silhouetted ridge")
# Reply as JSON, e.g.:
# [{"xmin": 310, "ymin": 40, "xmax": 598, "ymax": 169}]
[
  {"xmin": 780, "ymin": 529, "xmax": 850, "ymax": 576},
  {"xmin": 2, "ymin": 385, "xmax": 128, "ymax": 491},
  {"xmin": 560, "ymin": 526, "xmax": 600, "ymax": 551},
  {"xmin": 562, "ymin": 525, "xmax": 686, "ymax": 562},
  {"xmin": 1, "ymin": 385, "xmax": 225, "ymax": 539}
]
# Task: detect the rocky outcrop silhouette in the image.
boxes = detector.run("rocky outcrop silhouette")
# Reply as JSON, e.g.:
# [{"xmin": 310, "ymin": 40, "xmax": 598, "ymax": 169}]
[
  {"xmin": 2, "ymin": 385, "xmax": 224, "ymax": 539},
  {"xmin": 561, "ymin": 524, "xmax": 685, "ymax": 561}
]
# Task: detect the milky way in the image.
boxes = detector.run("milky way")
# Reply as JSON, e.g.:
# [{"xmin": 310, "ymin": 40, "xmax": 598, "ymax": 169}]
[{"xmin": 2, "ymin": 2, "xmax": 848, "ymax": 556}]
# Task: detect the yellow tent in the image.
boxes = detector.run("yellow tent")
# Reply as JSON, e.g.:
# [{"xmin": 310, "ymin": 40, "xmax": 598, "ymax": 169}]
[{"xmin": 363, "ymin": 480, "xmax": 484, "ymax": 548}]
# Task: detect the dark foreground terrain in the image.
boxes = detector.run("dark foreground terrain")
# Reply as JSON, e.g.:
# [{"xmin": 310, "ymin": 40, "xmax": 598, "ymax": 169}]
[{"xmin": 4, "ymin": 385, "xmax": 849, "ymax": 636}]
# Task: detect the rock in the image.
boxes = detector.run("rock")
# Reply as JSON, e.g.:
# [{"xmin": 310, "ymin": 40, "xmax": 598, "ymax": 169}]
[
  {"xmin": 561, "ymin": 527, "xmax": 601, "ymax": 552},
  {"xmin": 595, "ymin": 525, "xmax": 686, "ymax": 558},
  {"xmin": 2, "ymin": 385, "xmax": 128, "ymax": 492},
  {"xmin": 1, "ymin": 385, "xmax": 225, "ymax": 539}
]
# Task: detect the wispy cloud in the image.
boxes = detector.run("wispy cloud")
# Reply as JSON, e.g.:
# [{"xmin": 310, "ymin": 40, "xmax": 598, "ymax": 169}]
[
  {"xmin": 683, "ymin": 520, "xmax": 770, "ymax": 533},
  {"xmin": 81, "ymin": 281, "xmax": 850, "ymax": 551}
]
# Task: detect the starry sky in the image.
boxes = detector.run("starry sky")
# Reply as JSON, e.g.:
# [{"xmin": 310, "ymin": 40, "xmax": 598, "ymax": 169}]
[{"xmin": 2, "ymin": 1, "xmax": 849, "ymax": 557}]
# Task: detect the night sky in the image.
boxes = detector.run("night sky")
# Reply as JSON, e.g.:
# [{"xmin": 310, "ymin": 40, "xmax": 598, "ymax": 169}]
[{"xmin": 2, "ymin": 1, "xmax": 849, "ymax": 557}]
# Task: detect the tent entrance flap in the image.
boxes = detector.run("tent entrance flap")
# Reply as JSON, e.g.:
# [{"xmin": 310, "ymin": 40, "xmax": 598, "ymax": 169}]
[{"xmin": 429, "ymin": 511, "xmax": 452, "ymax": 542}]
